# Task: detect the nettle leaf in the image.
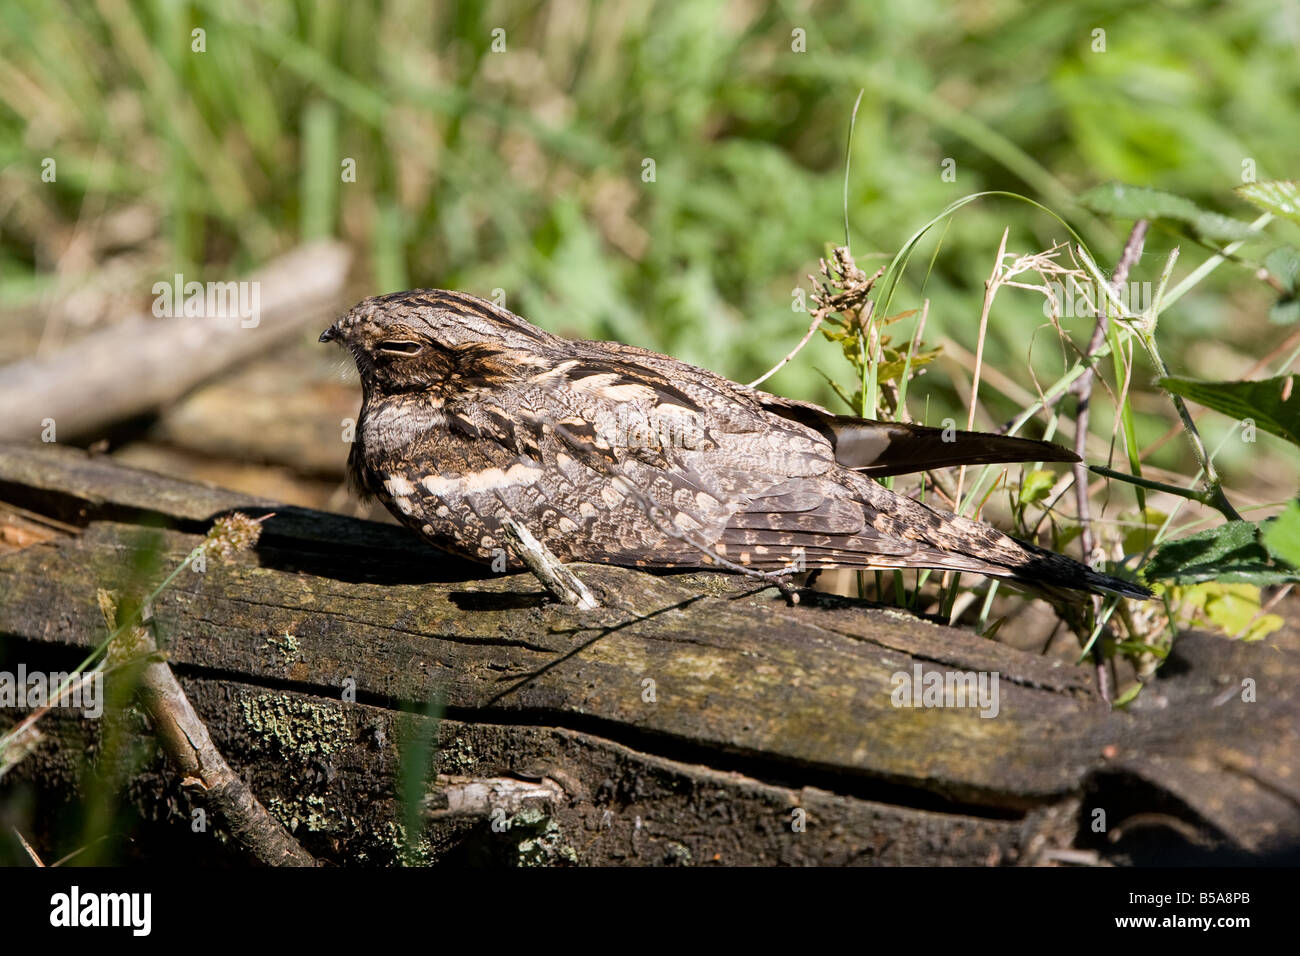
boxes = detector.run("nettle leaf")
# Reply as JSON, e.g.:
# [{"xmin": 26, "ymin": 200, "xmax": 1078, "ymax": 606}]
[
  {"xmin": 1145, "ymin": 520, "xmax": 1300, "ymax": 586},
  {"xmin": 1236, "ymin": 180, "xmax": 1300, "ymax": 227},
  {"xmin": 1264, "ymin": 246, "xmax": 1300, "ymax": 293},
  {"xmin": 1080, "ymin": 183, "xmax": 1258, "ymax": 240},
  {"xmin": 1262, "ymin": 500, "xmax": 1300, "ymax": 567},
  {"xmin": 1264, "ymin": 246, "xmax": 1300, "ymax": 324},
  {"xmin": 1158, "ymin": 374, "xmax": 1300, "ymax": 446}
]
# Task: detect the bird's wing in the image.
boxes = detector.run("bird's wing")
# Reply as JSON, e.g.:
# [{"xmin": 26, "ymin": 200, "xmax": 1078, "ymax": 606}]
[
  {"xmin": 438, "ymin": 344, "xmax": 1147, "ymax": 596},
  {"xmin": 443, "ymin": 343, "xmax": 841, "ymax": 566}
]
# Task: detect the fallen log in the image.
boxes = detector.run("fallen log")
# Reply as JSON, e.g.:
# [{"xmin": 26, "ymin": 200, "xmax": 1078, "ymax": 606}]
[
  {"xmin": 0, "ymin": 443, "xmax": 1297, "ymax": 865},
  {"xmin": 0, "ymin": 242, "xmax": 351, "ymax": 444}
]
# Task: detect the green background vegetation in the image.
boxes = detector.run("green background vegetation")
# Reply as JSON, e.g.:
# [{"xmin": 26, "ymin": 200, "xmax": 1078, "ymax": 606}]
[{"xmin": 1, "ymin": 2, "xmax": 1295, "ymax": 453}]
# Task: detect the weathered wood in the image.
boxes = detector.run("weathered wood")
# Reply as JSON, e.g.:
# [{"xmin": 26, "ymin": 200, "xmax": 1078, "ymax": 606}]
[
  {"xmin": 0, "ymin": 242, "xmax": 351, "ymax": 443},
  {"xmin": 143, "ymin": 335, "xmax": 361, "ymax": 479},
  {"xmin": 1, "ymin": 443, "xmax": 1297, "ymax": 865}
]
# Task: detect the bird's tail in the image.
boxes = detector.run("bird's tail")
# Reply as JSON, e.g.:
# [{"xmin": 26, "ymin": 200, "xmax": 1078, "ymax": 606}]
[
  {"xmin": 756, "ymin": 396, "xmax": 1080, "ymax": 477},
  {"xmin": 899, "ymin": 540, "xmax": 1152, "ymax": 599},
  {"xmin": 825, "ymin": 418, "xmax": 1080, "ymax": 477},
  {"xmin": 846, "ymin": 473, "xmax": 1151, "ymax": 599}
]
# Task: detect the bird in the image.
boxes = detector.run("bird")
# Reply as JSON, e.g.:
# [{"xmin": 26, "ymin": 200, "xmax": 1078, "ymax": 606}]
[{"xmin": 320, "ymin": 289, "xmax": 1150, "ymax": 600}]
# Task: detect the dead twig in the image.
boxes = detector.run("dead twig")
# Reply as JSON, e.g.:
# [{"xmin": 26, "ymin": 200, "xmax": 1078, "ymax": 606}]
[
  {"xmin": 425, "ymin": 774, "xmax": 566, "ymax": 821},
  {"xmin": 12, "ymin": 827, "xmax": 45, "ymax": 866},
  {"xmin": 0, "ymin": 241, "xmax": 351, "ymax": 442},
  {"xmin": 100, "ymin": 562, "xmax": 318, "ymax": 866}
]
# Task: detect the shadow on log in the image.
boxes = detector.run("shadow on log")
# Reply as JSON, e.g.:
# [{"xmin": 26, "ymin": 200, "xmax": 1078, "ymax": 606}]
[{"xmin": 1, "ymin": 443, "xmax": 1297, "ymax": 865}]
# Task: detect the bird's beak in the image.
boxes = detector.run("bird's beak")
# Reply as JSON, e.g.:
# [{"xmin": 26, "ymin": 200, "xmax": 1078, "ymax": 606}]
[{"xmin": 319, "ymin": 326, "xmax": 338, "ymax": 343}]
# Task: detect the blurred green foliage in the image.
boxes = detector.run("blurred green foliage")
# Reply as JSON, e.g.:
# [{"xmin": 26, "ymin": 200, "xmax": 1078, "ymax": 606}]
[{"xmin": 1, "ymin": 0, "xmax": 1298, "ymax": 483}]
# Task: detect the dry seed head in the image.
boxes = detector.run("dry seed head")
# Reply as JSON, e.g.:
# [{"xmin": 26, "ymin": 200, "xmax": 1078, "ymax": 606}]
[{"xmin": 205, "ymin": 512, "xmax": 264, "ymax": 561}]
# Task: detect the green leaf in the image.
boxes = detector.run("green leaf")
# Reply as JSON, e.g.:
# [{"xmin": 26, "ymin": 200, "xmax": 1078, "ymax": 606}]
[
  {"xmin": 1203, "ymin": 583, "xmax": 1284, "ymax": 641},
  {"xmin": 1080, "ymin": 183, "xmax": 1258, "ymax": 240},
  {"xmin": 1111, "ymin": 682, "xmax": 1143, "ymax": 708},
  {"xmin": 1236, "ymin": 180, "xmax": 1300, "ymax": 227},
  {"xmin": 1122, "ymin": 508, "xmax": 1168, "ymax": 556},
  {"xmin": 1203, "ymin": 583, "xmax": 1266, "ymax": 636},
  {"xmin": 1019, "ymin": 469, "xmax": 1057, "ymax": 505},
  {"xmin": 1262, "ymin": 500, "xmax": 1300, "ymax": 567},
  {"xmin": 1172, "ymin": 582, "xmax": 1286, "ymax": 641},
  {"xmin": 1270, "ymin": 299, "xmax": 1300, "ymax": 325},
  {"xmin": 1158, "ymin": 374, "xmax": 1300, "ymax": 446},
  {"xmin": 1145, "ymin": 521, "xmax": 1300, "ymax": 586},
  {"xmin": 1112, "ymin": 640, "xmax": 1169, "ymax": 660},
  {"xmin": 1264, "ymin": 246, "xmax": 1300, "ymax": 293}
]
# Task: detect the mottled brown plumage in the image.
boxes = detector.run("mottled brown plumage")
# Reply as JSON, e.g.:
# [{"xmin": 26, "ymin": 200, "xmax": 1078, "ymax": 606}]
[{"xmin": 321, "ymin": 290, "xmax": 1149, "ymax": 599}]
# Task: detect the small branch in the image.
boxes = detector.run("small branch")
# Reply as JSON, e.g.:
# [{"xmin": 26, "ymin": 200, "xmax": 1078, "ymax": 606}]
[
  {"xmin": 1089, "ymin": 464, "xmax": 1218, "ymax": 506},
  {"xmin": 499, "ymin": 516, "xmax": 600, "ymax": 611},
  {"xmin": 425, "ymin": 774, "xmax": 566, "ymax": 822},
  {"xmin": 1110, "ymin": 222, "xmax": 1151, "ymax": 299},
  {"xmin": 0, "ymin": 242, "xmax": 351, "ymax": 443},
  {"xmin": 109, "ymin": 616, "xmax": 318, "ymax": 866},
  {"xmin": 135, "ymin": 654, "xmax": 319, "ymax": 866}
]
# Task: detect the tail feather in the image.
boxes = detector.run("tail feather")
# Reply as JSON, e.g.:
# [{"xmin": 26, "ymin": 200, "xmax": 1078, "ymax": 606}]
[
  {"xmin": 730, "ymin": 541, "xmax": 1150, "ymax": 599},
  {"xmin": 847, "ymin": 473, "xmax": 1152, "ymax": 599},
  {"xmin": 825, "ymin": 418, "xmax": 1079, "ymax": 477},
  {"xmin": 757, "ymin": 394, "xmax": 1078, "ymax": 476}
]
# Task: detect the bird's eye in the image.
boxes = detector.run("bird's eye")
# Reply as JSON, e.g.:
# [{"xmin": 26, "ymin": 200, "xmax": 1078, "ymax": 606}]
[{"xmin": 377, "ymin": 340, "xmax": 422, "ymax": 354}]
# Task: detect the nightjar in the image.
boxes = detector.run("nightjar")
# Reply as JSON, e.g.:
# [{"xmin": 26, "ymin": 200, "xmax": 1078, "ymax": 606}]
[{"xmin": 321, "ymin": 290, "xmax": 1149, "ymax": 599}]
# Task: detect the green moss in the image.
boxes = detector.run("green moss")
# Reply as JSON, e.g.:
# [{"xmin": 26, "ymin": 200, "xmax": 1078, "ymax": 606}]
[
  {"xmin": 265, "ymin": 792, "xmax": 336, "ymax": 835},
  {"xmin": 515, "ymin": 816, "xmax": 578, "ymax": 867},
  {"xmin": 239, "ymin": 694, "xmax": 347, "ymax": 757},
  {"xmin": 266, "ymin": 631, "xmax": 301, "ymax": 663}
]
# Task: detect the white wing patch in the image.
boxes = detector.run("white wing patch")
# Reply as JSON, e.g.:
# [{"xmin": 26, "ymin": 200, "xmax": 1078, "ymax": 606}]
[{"xmin": 420, "ymin": 463, "xmax": 542, "ymax": 498}]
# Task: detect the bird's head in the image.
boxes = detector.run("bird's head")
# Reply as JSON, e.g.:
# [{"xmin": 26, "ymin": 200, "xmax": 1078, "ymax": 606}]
[{"xmin": 320, "ymin": 290, "xmax": 555, "ymax": 394}]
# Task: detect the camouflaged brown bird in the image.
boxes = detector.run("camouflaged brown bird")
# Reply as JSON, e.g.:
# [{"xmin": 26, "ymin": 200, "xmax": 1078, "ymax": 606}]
[{"xmin": 321, "ymin": 290, "xmax": 1149, "ymax": 600}]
